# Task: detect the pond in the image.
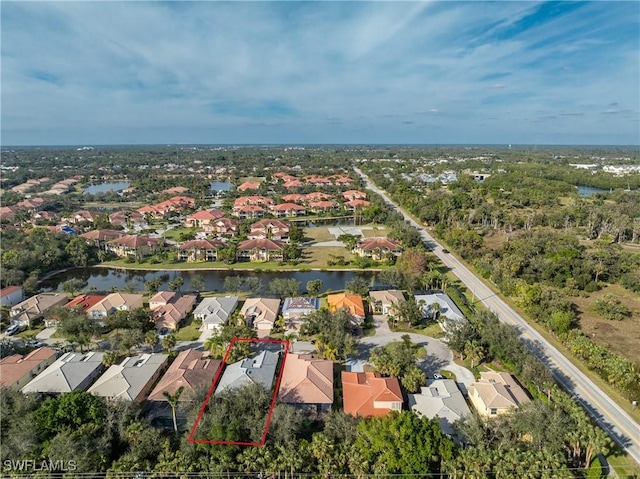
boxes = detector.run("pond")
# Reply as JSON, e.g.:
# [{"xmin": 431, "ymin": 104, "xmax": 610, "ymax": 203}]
[
  {"xmin": 40, "ymin": 268, "xmax": 380, "ymax": 295},
  {"xmin": 210, "ymin": 181, "xmax": 232, "ymax": 192},
  {"xmin": 83, "ymin": 181, "xmax": 130, "ymax": 195},
  {"xmin": 577, "ymin": 185, "xmax": 609, "ymax": 197}
]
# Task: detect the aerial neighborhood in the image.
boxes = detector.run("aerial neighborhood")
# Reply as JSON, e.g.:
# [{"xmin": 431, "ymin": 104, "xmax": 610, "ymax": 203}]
[{"xmin": 0, "ymin": 146, "xmax": 638, "ymax": 476}]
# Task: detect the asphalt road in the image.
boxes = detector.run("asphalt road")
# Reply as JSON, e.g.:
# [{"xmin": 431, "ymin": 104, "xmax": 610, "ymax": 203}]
[{"xmin": 354, "ymin": 166, "xmax": 640, "ymax": 465}]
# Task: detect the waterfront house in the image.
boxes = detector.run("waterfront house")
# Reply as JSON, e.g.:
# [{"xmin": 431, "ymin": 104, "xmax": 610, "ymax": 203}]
[
  {"xmin": 232, "ymin": 204, "xmax": 266, "ymax": 219},
  {"xmin": 327, "ymin": 293, "xmax": 366, "ymax": 325},
  {"xmin": 193, "ymin": 296, "xmax": 239, "ymax": 331},
  {"xmin": 282, "ymin": 297, "xmax": 320, "ymax": 331},
  {"xmin": 237, "ymin": 181, "xmax": 261, "ymax": 192},
  {"xmin": 178, "ymin": 239, "xmax": 225, "ymax": 262},
  {"xmin": 10, "ymin": 293, "xmax": 68, "ymax": 327},
  {"xmin": 240, "ymin": 297, "xmax": 281, "ymax": 337},
  {"xmin": 149, "ymin": 292, "xmax": 197, "ymax": 330},
  {"xmin": 86, "ymin": 293, "xmax": 144, "ymax": 321},
  {"xmin": 271, "ymin": 203, "xmax": 306, "ymax": 218},
  {"xmin": 344, "ymin": 199, "xmax": 371, "ymax": 212},
  {"xmin": 353, "ymin": 237, "xmax": 402, "ymax": 260},
  {"xmin": 369, "ymin": 290, "xmax": 405, "ymax": 315},
  {"xmin": 236, "ymin": 238, "xmax": 285, "ymax": 262},
  {"xmin": 105, "ymin": 234, "xmax": 163, "ymax": 258}
]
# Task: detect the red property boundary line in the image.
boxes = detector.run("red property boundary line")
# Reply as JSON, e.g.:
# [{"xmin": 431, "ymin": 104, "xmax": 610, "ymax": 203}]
[{"xmin": 187, "ymin": 337, "xmax": 290, "ymax": 446}]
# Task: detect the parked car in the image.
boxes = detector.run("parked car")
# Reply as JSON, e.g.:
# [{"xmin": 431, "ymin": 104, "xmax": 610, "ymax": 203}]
[
  {"xmin": 5, "ymin": 323, "xmax": 23, "ymax": 336},
  {"xmin": 441, "ymin": 249, "xmax": 449, "ymax": 254},
  {"xmin": 433, "ymin": 373, "xmax": 444, "ymax": 380}
]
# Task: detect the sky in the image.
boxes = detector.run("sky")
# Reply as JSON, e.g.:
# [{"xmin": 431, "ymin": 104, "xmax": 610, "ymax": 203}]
[{"xmin": 1, "ymin": 1, "xmax": 639, "ymax": 146}]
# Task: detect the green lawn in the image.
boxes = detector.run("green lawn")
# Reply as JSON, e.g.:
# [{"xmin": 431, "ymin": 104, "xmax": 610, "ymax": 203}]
[
  {"xmin": 361, "ymin": 225, "xmax": 388, "ymax": 238},
  {"xmin": 389, "ymin": 321, "xmax": 445, "ymax": 339},
  {"xmin": 304, "ymin": 227, "xmax": 335, "ymax": 242},
  {"xmin": 173, "ymin": 316, "xmax": 202, "ymax": 341},
  {"xmin": 163, "ymin": 227, "xmax": 197, "ymax": 241}
]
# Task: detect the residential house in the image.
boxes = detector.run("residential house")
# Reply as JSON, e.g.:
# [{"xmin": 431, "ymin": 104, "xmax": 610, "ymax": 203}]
[
  {"xmin": 215, "ymin": 350, "xmax": 280, "ymax": 395},
  {"xmin": 31, "ymin": 211, "xmax": 60, "ymax": 224},
  {"xmin": 342, "ymin": 190, "xmax": 368, "ymax": 201},
  {"xmin": 179, "ymin": 239, "xmax": 225, "ymax": 262},
  {"xmin": 149, "ymin": 292, "xmax": 197, "ymax": 330},
  {"xmin": 10, "ymin": 293, "xmax": 68, "ymax": 327},
  {"xmin": 148, "ymin": 349, "xmax": 222, "ymax": 402},
  {"xmin": 281, "ymin": 194, "xmax": 306, "ymax": 204},
  {"xmin": 65, "ymin": 210, "xmax": 98, "ymax": 224},
  {"xmin": 354, "ymin": 237, "xmax": 402, "ymax": 260},
  {"xmin": 369, "ymin": 290, "xmax": 405, "ymax": 315},
  {"xmin": 240, "ymin": 298, "xmax": 281, "ymax": 337},
  {"xmin": 161, "ymin": 186, "xmax": 189, "ymax": 195},
  {"xmin": 15, "ymin": 197, "xmax": 45, "ymax": 212},
  {"xmin": 271, "ymin": 203, "xmax": 306, "ymax": 217},
  {"xmin": 105, "ymin": 234, "xmax": 163, "ymax": 258},
  {"xmin": 0, "ymin": 347, "xmax": 57, "ymax": 390},
  {"xmin": 236, "ymin": 238, "xmax": 285, "ymax": 262},
  {"xmin": 0, "ymin": 286, "xmax": 24, "ymax": 307},
  {"xmin": 304, "ymin": 192, "xmax": 332, "ymax": 203},
  {"xmin": 327, "ymin": 293, "xmax": 366, "ymax": 326},
  {"xmin": 408, "ymin": 380, "xmax": 472, "ymax": 439},
  {"xmin": 87, "ymin": 353, "xmax": 168, "ymax": 401},
  {"xmin": 305, "ymin": 175, "xmax": 332, "ymax": 186},
  {"xmin": 248, "ymin": 219, "xmax": 290, "ymax": 242},
  {"xmin": 283, "ymin": 179, "xmax": 304, "ymax": 189},
  {"xmin": 278, "ymin": 353, "xmax": 334, "ymax": 414},
  {"xmin": 43, "ymin": 293, "xmax": 107, "ymax": 327},
  {"xmin": 0, "ymin": 206, "xmax": 17, "ymax": 222},
  {"xmin": 341, "ymin": 371, "xmax": 403, "ymax": 417},
  {"xmin": 80, "ymin": 229, "xmax": 126, "ymax": 247},
  {"xmin": 86, "ymin": 293, "xmax": 144, "ymax": 321},
  {"xmin": 237, "ymin": 181, "xmax": 261, "ymax": 192},
  {"xmin": 468, "ymin": 372, "xmax": 531, "ymax": 417},
  {"xmin": 109, "ymin": 210, "xmax": 144, "ymax": 228},
  {"xmin": 184, "ymin": 209, "xmax": 224, "ymax": 228},
  {"xmin": 204, "ymin": 217, "xmax": 239, "ymax": 236},
  {"xmin": 413, "ymin": 293, "xmax": 465, "ymax": 329},
  {"xmin": 193, "ymin": 296, "xmax": 239, "ymax": 331},
  {"xmin": 308, "ymin": 200, "xmax": 336, "ymax": 214},
  {"xmin": 232, "ymin": 204, "xmax": 265, "ymax": 219},
  {"xmin": 281, "ymin": 297, "xmax": 320, "ymax": 331},
  {"xmin": 22, "ymin": 351, "xmax": 105, "ymax": 394},
  {"xmin": 233, "ymin": 196, "xmax": 274, "ymax": 208},
  {"xmin": 344, "ymin": 199, "xmax": 371, "ymax": 212}
]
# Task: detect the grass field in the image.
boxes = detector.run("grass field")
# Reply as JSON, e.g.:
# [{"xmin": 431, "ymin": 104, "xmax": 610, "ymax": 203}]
[
  {"xmin": 304, "ymin": 227, "xmax": 336, "ymax": 242},
  {"xmin": 302, "ymin": 246, "xmax": 354, "ymax": 267},
  {"xmin": 173, "ymin": 316, "xmax": 202, "ymax": 341}
]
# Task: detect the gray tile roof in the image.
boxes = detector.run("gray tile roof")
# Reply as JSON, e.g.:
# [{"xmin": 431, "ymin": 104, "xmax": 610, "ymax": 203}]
[
  {"xmin": 215, "ymin": 350, "xmax": 279, "ymax": 395},
  {"xmin": 22, "ymin": 352, "xmax": 105, "ymax": 394}
]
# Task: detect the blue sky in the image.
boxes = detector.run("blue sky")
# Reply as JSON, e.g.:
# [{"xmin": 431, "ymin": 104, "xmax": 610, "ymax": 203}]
[{"xmin": 2, "ymin": 1, "xmax": 639, "ymax": 146}]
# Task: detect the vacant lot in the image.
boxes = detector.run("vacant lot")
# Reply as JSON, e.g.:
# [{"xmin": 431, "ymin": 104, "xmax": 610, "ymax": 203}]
[
  {"xmin": 302, "ymin": 246, "xmax": 354, "ymax": 267},
  {"xmin": 573, "ymin": 284, "xmax": 640, "ymax": 365}
]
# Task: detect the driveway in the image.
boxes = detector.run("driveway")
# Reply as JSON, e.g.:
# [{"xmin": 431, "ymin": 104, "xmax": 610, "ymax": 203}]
[
  {"xmin": 36, "ymin": 328, "xmax": 57, "ymax": 341},
  {"xmin": 357, "ymin": 314, "xmax": 475, "ymax": 392}
]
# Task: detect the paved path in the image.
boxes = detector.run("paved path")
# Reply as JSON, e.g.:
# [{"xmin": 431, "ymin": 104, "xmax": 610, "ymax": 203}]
[
  {"xmin": 355, "ymin": 166, "xmax": 640, "ymax": 465},
  {"xmin": 358, "ymin": 314, "xmax": 475, "ymax": 392}
]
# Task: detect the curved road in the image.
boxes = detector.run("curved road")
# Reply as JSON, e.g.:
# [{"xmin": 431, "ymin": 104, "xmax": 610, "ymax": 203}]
[{"xmin": 354, "ymin": 166, "xmax": 640, "ymax": 466}]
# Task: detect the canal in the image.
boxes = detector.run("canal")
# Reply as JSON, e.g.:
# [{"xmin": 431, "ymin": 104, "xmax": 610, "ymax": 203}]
[{"xmin": 40, "ymin": 268, "xmax": 380, "ymax": 294}]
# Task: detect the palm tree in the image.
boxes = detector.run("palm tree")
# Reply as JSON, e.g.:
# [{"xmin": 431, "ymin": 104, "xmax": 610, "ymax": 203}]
[
  {"xmin": 102, "ymin": 351, "xmax": 120, "ymax": 367},
  {"xmin": 163, "ymin": 386, "xmax": 184, "ymax": 434},
  {"xmin": 144, "ymin": 330, "xmax": 158, "ymax": 351},
  {"xmin": 162, "ymin": 334, "xmax": 176, "ymax": 351},
  {"xmin": 430, "ymin": 302, "xmax": 441, "ymax": 321}
]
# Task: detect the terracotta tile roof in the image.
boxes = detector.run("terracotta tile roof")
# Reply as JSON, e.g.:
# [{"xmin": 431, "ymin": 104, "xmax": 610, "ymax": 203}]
[
  {"xmin": 342, "ymin": 190, "xmax": 367, "ymax": 199},
  {"xmin": 147, "ymin": 349, "xmax": 222, "ymax": 401},
  {"xmin": 238, "ymin": 181, "xmax": 261, "ymax": 191},
  {"xmin": 0, "ymin": 347, "xmax": 56, "ymax": 389},
  {"xmin": 309, "ymin": 200, "xmax": 335, "ymax": 208},
  {"xmin": 281, "ymin": 194, "xmax": 306, "ymax": 203},
  {"xmin": 250, "ymin": 219, "xmax": 290, "ymax": 231},
  {"xmin": 65, "ymin": 294, "xmax": 107, "ymax": 312},
  {"xmin": 237, "ymin": 238, "xmax": 285, "ymax": 251},
  {"xmin": 0, "ymin": 286, "xmax": 22, "ymax": 297},
  {"xmin": 304, "ymin": 192, "xmax": 332, "ymax": 201},
  {"xmin": 279, "ymin": 354, "xmax": 334, "ymax": 405},
  {"xmin": 107, "ymin": 234, "xmax": 161, "ymax": 248},
  {"xmin": 272, "ymin": 203, "xmax": 306, "ymax": 211},
  {"xmin": 358, "ymin": 237, "xmax": 402, "ymax": 250},
  {"xmin": 179, "ymin": 239, "xmax": 225, "ymax": 250},
  {"xmin": 342, "ymin": 371, "xmax": 403, "ymax": 417},
  {"xmin": 80, "ymin": 229, "xmax": 126, "ymax": 242},
  {"xmin": 327, "ymin": 293, "xmax": 366, "ymax": 318},
  {"xmin": 234, "ymin": 196, "xmax": 274, "ymax": 207},
  {"xmin": 234, "ymin": 205, "xmax": 265, "ymax": 213},
  {"xmin": 186, "ymin": 209, "xmax": 224, "ymax": 221},
  {"xmin": 345, "ymin": 199, "xmax": 371, "ymax": 208}
]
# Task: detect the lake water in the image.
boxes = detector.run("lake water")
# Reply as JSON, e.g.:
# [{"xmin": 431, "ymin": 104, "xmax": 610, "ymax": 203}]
[
  {"xmin": 577, "ymin": 185, "xmax": 609, "ymax": 197},
  {"xmin": 41, "ymin": 268, "xmax": 380, "ymax": 295},
  {"xmin": 210, "ymin": 181, "xmax": 232, "ymax": 192},
  {"xmin": 83, "ymin": 182, "xmax": 130, "ymax": 195}
]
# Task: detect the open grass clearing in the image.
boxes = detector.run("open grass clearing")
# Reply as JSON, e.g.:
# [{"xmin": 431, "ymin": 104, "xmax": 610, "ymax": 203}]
[
  {"xmin": 173, "ymin": 316, "xmax": 202, "ymax": 341},
  {"xmin": 572, "ymin": 283, "xmax": 640, "ymax": 366},
  {"xmin": 304, "ymin": 226, "xmax": 335, "ymax": 242}
]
